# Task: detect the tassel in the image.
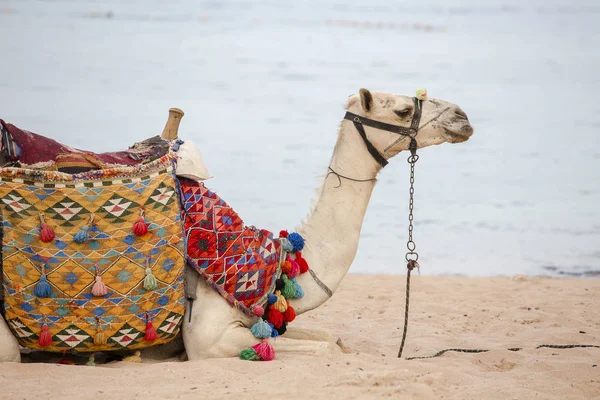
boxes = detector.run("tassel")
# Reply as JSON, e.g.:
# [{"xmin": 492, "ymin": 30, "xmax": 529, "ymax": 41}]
[
  {"xmin": 292, "ymin": 278, "xmax": 304, "ymax": 299},
  {"xmin": 273, "ymin": 290, "xmax": 288, "ymax": 313},
  {"xmin": 283, "ymin": 301, "xmax": 296, "ymax": 323},
  {"xmin": 276, "ymin": 322, "xmax": 287, "ymax": 336},
  {"xmin": 94, "ymin": 318, "xmax": 107, "ymax": 345},
  {"xmin": 275, "ymin": 278, "xmax": 284, "ymax": 291},
  {"xmin": 281, "ymin": 275, "xmax": 297, "ymax": 299},
  {"xmin": 252, "ymin": 305, "xmax": 264, "ymax": 317},
  {"xmin": 144, "ymin": 314, "xmax": 158, "ymax": 341},
  {"xmin": 287, "ymin": 259, "xmax": 300, "ymax": 278},
  {"xmin": 287, "ymin": 232, "xmax": 305, "ymax": 252},
  {"xmin": 252, "ymin": 339, "xmax": 275, "ymax": 361},
  {"xmin": 34, "ymin": 264, "xmax": 52, "ymax": 298},
  {"xmin": 58, "ymin": 351, "xmax": 75, "ymax": 365},
  {"xmin": 281, "ymin": 261, "xmax": 292, "ymax": 275},
  {"xmin": 270, "ymin": 323, "xmax": 279, "ymax": 338},
  {"xmin": 250, "ymin": 318, "xmax": 272, "ymax": 339},
  {"xmin": 240, "ymin": 347, "xmax": 260, "ymax": 361},
  {"xmin": 296, "ymin": 252, "xmax": 309, "ymax": 274},
  {"xmin": 38, "ymin": 321, "xmax": 52, "ymax": 347},
  {"xmin": 266, "ymin": 308, "xmax": 284, "ymax": 328},
  {"xmin": 279, "ymin": 230, "xmax": 289, "ymax": 238},
  {"xmin": 281, "ymin": 238, "xmax": 293, "ymax": 253},
  {"xmin": 267, "ymin": 293, "xmax": 277, "ymax": 305},
  {"xmin": 74, "ymin": 213, "xmax": 94, "ymax": 243},
  {"xmin": 38, "ymin": 213, "xmax": 55, "ymax": 242},
  {"xmin": 91, "ymin": 267, "xmax": 108, "ymax": 297},
  {"xmin": 86, "ymin": 354, "xmax": 96, "ymax": 366},
  {"xmin": 143, "ymin": 258, "xmax": 158, "ymax": 291},
  {"xmin": 133, "ymin": 209, "xmax": 149, "ymax": 236}
]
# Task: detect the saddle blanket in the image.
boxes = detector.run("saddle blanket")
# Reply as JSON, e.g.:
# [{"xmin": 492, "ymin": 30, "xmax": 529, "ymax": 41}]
[
  {"xmin": 180, "ymin": 178, "xmax": 281, "ymax": 315},
  {"xmin": 0, "ymin": 154, "xmax": 185, "ymax": 352}
]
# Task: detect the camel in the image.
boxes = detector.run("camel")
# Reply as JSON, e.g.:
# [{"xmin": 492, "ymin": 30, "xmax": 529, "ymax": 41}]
[{"xmin": 0, "ymin": 88, "xmax": 473, "ymax": 362}]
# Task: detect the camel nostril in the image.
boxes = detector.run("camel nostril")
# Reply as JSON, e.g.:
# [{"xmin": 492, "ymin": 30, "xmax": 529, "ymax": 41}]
[{"xmin": 455, "ymin": 108, "xmax": 468, "ymax": 120}]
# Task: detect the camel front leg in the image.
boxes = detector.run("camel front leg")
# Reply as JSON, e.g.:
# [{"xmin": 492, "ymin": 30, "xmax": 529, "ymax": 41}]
[
  {"xmin": 284, "ymin": 327, "xmax": 335, "ymax": 342},
  {"xmin": 271, "ymin": 336, "xmax": 340, "ymax": 356},
  {"xmin": 0, "ymin": 317, "xmax": 21, "ymax": 362}
]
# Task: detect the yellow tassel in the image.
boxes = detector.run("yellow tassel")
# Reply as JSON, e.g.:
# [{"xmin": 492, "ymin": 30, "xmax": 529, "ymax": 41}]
[
  {"xmin": 94, "ymin": 319, "xmax": 107, "ymax": 345},
  {"xmin": 273, "ymin": 290, "xmax": 288, "ymax": 313}
]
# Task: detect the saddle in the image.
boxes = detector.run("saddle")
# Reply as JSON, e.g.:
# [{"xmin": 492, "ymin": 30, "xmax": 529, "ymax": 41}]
[
  {"xmin": 0, "ymin": 119, "xmax": 170, "ymax": 173},
  {"xmin": 0, "ymin": 121, "xmax": 185, "ymax": 353}
]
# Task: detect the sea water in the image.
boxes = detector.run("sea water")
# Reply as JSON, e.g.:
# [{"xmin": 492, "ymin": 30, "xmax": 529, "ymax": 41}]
[{"xmin": 0, "ymin": 0, "xmax": 598, "ymax": 277}]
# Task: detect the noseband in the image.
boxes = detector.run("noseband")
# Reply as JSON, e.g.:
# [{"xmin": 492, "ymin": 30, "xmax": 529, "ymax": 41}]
[{"xmin": 343, "ymin": 97, "xmax": 423, "ymax": 167}]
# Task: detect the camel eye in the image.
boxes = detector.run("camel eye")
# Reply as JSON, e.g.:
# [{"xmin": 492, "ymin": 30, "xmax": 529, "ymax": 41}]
[{"xmin": 394, "ymin": 108, "xmax": 413, "ymax": 119}]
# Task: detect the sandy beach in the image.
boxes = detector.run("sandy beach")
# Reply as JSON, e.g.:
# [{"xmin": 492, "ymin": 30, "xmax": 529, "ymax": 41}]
[{"xmin": 0, "ymin": 274, "xmax": 598, "ymax": 399}]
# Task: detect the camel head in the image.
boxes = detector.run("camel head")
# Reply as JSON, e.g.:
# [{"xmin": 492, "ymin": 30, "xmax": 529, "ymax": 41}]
[{"xmin": 345, "ymin": 88, "xmax": 474, "ymax": 160}]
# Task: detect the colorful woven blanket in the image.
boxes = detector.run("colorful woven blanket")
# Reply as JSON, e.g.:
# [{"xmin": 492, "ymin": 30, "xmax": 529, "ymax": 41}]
[
  {"xmin": 0, "ymin": 154, "xmax": 185, "ymax": 352},
  {"xmin": 179, "ymin": 179, "xmax": 281, "ymax": 315}
]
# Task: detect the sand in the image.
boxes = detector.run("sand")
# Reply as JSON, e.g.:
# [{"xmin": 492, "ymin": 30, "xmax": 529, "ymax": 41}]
[{"xmin": 0, "ymin": 274, "xmax": 598, "ymax": 399}]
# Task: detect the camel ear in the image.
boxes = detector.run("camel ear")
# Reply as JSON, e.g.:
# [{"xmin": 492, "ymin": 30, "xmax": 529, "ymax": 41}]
[{"xmin": 359, "ymin": 88, "xmax": 373, "ymax": 112}]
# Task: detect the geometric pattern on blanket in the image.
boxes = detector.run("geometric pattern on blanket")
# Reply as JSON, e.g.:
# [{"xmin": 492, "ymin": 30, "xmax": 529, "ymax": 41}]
[
  {"xmin": 0, "ymin": 155, "xmax": 185, "ymax": 352},
  {"xmin": 179, "ymin": 178, "xmax": 281, "ymax": 316}
]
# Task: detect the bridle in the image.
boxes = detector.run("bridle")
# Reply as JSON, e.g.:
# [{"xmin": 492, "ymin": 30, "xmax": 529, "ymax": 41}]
[{"xmin": 342, "ymin": 96, "xmax": 423, "ymax": 168}]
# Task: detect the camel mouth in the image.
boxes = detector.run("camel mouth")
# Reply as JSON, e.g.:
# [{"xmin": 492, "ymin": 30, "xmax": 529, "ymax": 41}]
[{"xmin": 443, "ymin": 125, "xmax": 473, "ymax": 143}]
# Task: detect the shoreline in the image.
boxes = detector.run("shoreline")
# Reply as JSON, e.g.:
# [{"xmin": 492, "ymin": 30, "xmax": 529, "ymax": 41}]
[{"xmin": 1, "ymin": 274, "xmax": 598, "ymax": 399}]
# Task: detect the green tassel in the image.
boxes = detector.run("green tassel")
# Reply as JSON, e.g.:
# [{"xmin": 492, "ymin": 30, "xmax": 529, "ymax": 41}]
[
  {"xmin": 144, "ymin": 267, "xmax": 158, "ymax": 291},
  {"xmin": 281, "ymin": 275, "xmax": 296, "ymax": 299},
  {"xmin": 240, "ymin": 347, "xmax": 260, "ymax": 361}
]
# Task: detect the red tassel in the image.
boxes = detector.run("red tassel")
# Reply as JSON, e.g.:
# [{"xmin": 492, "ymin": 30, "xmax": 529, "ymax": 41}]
[
  {"xmin": 279, "ymin": 230, "xmax": 288, "ymax": 238},
  {"xmin": 133, "ymin": 209, "xmax": 149, "ymax": 236},
  {"xmin": 283, "ymin": 302, "xmax": 296, "ymax": 323},
  {"xmin": 144, "ymin": 321, "xmax": 157, "ymax": 341},
  {"xmin": 252, "ymin": 339, "xmax": 274, "ymax": 361},
  {"xmin": 133, "ymin": 218, "xmax": 149, "ymax": 236},
  {"xmin": 38, "ymin": 214, "xmax": 55, "ymax": 242},
  {"xmin": 266, "ymin": 308, "xmax": 284, "ymax": 328},
  {"xmin": 296, "ymin": 252, "xmax": 309, "ymax": 274},
  {"xmin": 38, "ymin": 323, "xmax": 52, "ymax": 347}
]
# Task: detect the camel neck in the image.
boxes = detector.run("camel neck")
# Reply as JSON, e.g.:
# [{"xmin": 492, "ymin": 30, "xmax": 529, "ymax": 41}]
[{"xmin": 293, "ymin": 119, "xmax": 382, "ymax": 313}]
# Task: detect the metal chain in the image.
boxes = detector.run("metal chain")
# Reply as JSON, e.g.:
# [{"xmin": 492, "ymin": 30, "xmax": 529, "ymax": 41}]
[
  {"xmin": 398, "ymin": 139, "xmax": 420, "ymax": 358},
  {"xmin": 405, "ymin": 151, "xmax": 419, "ymax": 262}
]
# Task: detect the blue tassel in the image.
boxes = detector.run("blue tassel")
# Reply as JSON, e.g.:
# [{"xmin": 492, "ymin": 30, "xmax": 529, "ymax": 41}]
[
  {"xmin": 250, "ymin": 318, "xmax": 272, "ymax": 339},
  {"xmin": 74, "ymin": 214, "xmax": 94, "ymax": 244},
  {"xmin": 34, "ymin": 274, "xmax": 52, "ymax": 298},
  {"xmin": 269, "ymin": 322, "xmax": 279, "ymax": 337},
  {"xmin": 281, "ymin": 238, "xmax": 294, "ymax": 253},
  {"xmin": 267, "ymin": 293, "xmax": 277, "ymax": 305},
  {"xmin": 292, "ymin": 278, "xmax": 304, "ymax": 299},
  {"xmin": 73, "ymin": 225, "xmax": 90, "ymax": 243},
  {"xmin": 287, "ymin": 233, "xmax": 305, "ymax": 252}
]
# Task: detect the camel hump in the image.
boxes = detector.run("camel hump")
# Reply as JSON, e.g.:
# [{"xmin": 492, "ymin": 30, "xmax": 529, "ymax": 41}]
[{"xmin": 161, "ymin": 108, "xmax": 185, "ymax": 140}]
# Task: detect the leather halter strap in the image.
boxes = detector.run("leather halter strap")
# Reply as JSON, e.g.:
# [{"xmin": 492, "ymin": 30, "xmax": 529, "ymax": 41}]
[{"xmin": 344, "ymin": 97, "xmax": 423, "ymax": 167}]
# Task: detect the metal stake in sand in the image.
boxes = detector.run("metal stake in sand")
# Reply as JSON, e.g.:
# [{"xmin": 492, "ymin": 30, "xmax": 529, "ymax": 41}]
[{"xmin": 398, "ymin": 138, "xmax": 420, "ymax": 358}]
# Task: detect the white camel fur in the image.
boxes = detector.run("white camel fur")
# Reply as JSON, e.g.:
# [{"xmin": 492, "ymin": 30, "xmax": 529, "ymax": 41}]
[{"xmin": 0, "ymin": 89, "xmax": 473, "ymax": 362}]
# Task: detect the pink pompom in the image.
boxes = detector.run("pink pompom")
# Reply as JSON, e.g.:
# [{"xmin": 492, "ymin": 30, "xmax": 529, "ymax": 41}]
[
  {"xmin": 253, "ymin": 305, "xmax": 264, "ymax": 318},
  {"xmin": 252, "ymin": 339, "xmax": 274, "ymax": 361},
  {"xmin": 288, "ymin": 259, "xmax": 300, "ymax": 278}
]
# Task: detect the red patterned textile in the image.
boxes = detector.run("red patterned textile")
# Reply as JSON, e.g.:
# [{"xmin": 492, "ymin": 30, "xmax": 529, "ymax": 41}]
[{"xmin": 179, "ymin": 179, "xmax": 281, "ymax": 315}]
